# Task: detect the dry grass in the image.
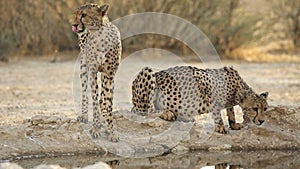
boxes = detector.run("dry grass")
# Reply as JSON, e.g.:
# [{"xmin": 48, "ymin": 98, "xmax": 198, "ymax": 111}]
[
  {"xmin": 232, "ymin": 48, "xmax": 300, "ymax": 62},
  {"xmin": 0, "ymin": 0, "xmax": 299, "ymax": 62}
]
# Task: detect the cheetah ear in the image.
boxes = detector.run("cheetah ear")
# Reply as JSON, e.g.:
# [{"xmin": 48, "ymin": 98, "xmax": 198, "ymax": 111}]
[
  {"xmin": 260, "ymin": 92, "xmax": 269, "ymax": 99},
  {"xmin": 98, "ymin": 4, "xmax": 109, "ymax": 16}
]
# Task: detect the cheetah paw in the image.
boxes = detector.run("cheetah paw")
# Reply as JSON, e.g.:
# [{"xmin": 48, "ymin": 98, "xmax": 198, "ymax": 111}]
[
  {"xmin": 77, "ymin": 115, "xmax": 88, "ymax": 123},
  {"xmin": 215, "ymin": 124, "xmax": 228, "ymax": 134},
  {"xmin": 89, "ymin": 126, "xmax": 102, "ymax": 139},
  {"xmin": 230, "ymin": 123, "xmax": 243, "ymax": 130},
  {"xmin": 159, "ymin": 110, "xmax": 176, "ymax": 121},
  {"xmin": 107, "ymin": 132, "xmax": 119, "ymax": 142},
  {"xmin": 89, "ymin": 126, "xmax": 119, "ymax": 142}
]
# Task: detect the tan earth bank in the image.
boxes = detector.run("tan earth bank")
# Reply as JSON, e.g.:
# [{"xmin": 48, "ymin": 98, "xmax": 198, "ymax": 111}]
[{"xmin": 0, "ymin": 54, "xmax": 299, "ymax": 168}]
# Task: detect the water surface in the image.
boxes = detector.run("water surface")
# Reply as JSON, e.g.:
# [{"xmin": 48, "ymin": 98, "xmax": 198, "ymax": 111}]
[{"xmin": 12, "ymin": 150, "xmax": 299, "ymax": 169}]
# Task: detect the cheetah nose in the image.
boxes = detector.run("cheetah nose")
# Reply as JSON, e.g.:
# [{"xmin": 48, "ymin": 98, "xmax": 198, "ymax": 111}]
[{"xmin": 258, "ymin": 120, "xmax": 264, "ymax": 125}]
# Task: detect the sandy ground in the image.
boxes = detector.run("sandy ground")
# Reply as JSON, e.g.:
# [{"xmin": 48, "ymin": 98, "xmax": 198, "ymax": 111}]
[{"xmin": 0, "ymin": 54, "xmax": 299, "ymax": 168}]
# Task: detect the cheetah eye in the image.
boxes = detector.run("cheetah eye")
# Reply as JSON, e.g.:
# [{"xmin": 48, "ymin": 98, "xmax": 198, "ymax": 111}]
[{"xmin": 252, "ymin": 107, "xmax": 258, "ymax": 112}]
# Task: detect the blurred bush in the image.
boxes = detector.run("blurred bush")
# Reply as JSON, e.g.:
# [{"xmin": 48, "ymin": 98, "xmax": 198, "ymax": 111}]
[
  {"xmin": 0, "ymin": 0, "xmax": 80, "ymax": 59},
  {"xmin": 0, "ymin": 0, "xmax": 299, "ymax": 61}
]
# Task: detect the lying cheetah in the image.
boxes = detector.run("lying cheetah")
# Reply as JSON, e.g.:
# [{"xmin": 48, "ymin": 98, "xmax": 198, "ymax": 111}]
[
  {"xmin": 72, "ymin": 3, "xmax": 121, "ymax": 142},
  {"xmin": 131, "ymin": 66, "xmax": 268, "ymax": 133}
]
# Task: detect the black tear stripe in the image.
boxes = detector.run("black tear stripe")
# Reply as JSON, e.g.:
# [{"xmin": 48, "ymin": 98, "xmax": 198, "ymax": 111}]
[{"xmin": 228, "ymin": 119, "xmax": 236, "ymax": 125}]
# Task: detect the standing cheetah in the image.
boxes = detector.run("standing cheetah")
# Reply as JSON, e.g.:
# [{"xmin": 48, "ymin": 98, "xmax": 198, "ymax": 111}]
[
  {"xmin": 72, "ymin": 3, "xmax": 121, "ymax": 142},
  {"xmin": 131, "ymin": 66, "xmax": 269, "ymax": 134}
]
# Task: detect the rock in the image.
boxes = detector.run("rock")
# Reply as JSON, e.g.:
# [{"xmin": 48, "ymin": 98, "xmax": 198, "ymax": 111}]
[
  {"xmin": 30, "ymin": 115, "xmax": 72, "ymax": 126},
  {"xmin": 0, "ymin": 163, "xmax": 23, "ymax": 169},
  {"xmin": 208, "ymin": 144, "xmax": 232, "ymax": 152},
  {"xmin": 33, "ymin": 165, "xmax": 66, "ymax": 169},
  {"xmin": 30, "ymin": 115, "xmax": 56, "ymax": 125},
  {"xmin": 171, "ymin": 145, "xmax": 189, "ymax": 155},
  {"xmin": 147, "ymin": 118, "xmax": 168, "ymax": 127},
  {"xmin": 81, "ymin": 162, "xmax": 111, "ymax": 169}
]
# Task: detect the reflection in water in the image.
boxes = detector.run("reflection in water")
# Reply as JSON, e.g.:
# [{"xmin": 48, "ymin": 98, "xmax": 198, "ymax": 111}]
[
  {"xmin": 13, "ymin": 151, "xmax": 299, "ymax": 169},
  {"xmin": 211, "ymin": 163, "xmax": 242, "ymax": 169},
  {"xmin": 201, "ymin": 164, "xmax": 242, "ymax": 169}
]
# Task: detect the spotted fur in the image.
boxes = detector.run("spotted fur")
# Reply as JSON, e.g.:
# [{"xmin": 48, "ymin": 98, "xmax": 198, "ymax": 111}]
[
  {"xmin": 131, "ymin": 66, "xmax": 269, "ymax": 134},
  {"xmin": 72, "ymin": 3, "xmax": 121, "ymax": 142}
]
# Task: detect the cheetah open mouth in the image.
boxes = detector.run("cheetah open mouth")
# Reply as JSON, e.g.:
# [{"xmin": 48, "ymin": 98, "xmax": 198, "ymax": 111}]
[
  {"xmin": 72, "ymin": 24, "xmax": 79, "ymax": 33},
  {"xmin": 72, "ymin": 24, "xmax": 85, "ymax": 33}
]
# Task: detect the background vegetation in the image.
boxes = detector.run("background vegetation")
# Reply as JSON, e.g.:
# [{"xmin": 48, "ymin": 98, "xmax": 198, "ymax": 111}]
[{"xmin": 0, "ymin": 0, "xmax": 299, "ymax": 62}]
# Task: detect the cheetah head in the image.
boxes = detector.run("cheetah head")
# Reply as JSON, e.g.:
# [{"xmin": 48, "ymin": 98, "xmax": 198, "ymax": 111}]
[
  {"xmin": 238, "ymin": 91, "xmax": 269, "ymax": 126},
  {"xmin": 72, "ymin": 3, "xmax": 109, "ymax": 33}
]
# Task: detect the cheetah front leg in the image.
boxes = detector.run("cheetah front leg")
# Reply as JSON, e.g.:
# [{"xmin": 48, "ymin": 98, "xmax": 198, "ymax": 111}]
[
  {"xmin": 88, "ymin": 67, "xmax": 104, "ymax": 139},
  {"xmin": 98, "ymin": 73, "xmax": 119, "ymax": 142},
  {"xmin": 77, "ymin": 53, "xmax": 89, "ymax": 123},
  {"xmin": 226, "ymin": 107, "xmax": 243, "ymax": 130},
  {"xmin": 212, "ymin": 109, "xmax": 228, "ymax": 134}
]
